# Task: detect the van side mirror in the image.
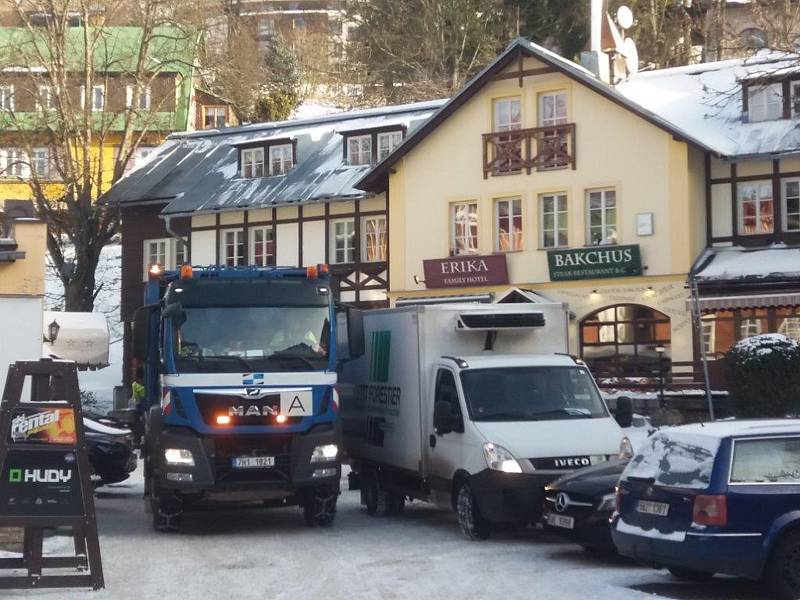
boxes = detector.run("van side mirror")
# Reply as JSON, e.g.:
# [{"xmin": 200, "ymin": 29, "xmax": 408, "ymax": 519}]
[
  {"xmin": 434, "ymin": 401, "xmax": 463, "ymax": 435},
  {"xmin": 346, "ymin": 307, "xmax": 365, "ymax": 358},
  {"xmin": 615, "ymin": 396, "xmax": 633, "ymax": 429},
  {"xmin": 162, "ymin": 301, "xmax": 186, "ymax": 328}
]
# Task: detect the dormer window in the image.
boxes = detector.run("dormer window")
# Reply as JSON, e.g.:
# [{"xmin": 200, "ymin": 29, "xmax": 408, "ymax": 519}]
[
  {"xmin": 344, "ymin": 126, "xmax": 406, "ymax": 166},
  {"xmin": 269, "ymin": 143, "xmax": 294, "ymax": 175},
  {"xmin": 748, "ymin": 83, "xmax": 783, "ymax": 122},
  {"xmin": 241, "ymin": 147, "xmax": 264, "ymax": 178}
]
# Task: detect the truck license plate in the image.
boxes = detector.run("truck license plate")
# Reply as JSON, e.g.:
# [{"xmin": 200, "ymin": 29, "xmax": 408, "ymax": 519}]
[
  {"xmin": 636, "ymin": 500, "xmax": 669, "ymax": 517},
  {"xmin": 232, "ymin": 456, "xmax": 275, "ymax": 469},
  {"xmin": 546, "ymin": 513, "xmax": 575, "ymax": 529}
]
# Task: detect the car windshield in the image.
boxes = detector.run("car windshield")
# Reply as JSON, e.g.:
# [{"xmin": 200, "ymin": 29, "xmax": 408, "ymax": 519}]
[
  {"xmin": 460, "ymin": 366, "xmax": 608, "ymax": 422},
  {"xmin": 173, "ymin": 306, "xmax": 330, "ymax": 372}
]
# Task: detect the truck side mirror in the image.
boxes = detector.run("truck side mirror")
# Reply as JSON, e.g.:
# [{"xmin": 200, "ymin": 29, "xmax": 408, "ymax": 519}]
[
  {"xmin": 347, "ymin": 307, "xmax": 365, "ymax": 358},
  {"xmin": 162, "ymin": 301, "xmax": 186, "ymax": 328},
  {"xmin": 615, "ymin": 396, "xmax": 633, "ymax": 429}
]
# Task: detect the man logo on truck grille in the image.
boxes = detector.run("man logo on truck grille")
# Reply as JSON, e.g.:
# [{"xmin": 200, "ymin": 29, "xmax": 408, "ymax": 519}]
[{"xmin": 369, "ymin": 331, "xmax": 391, "ymax": 383}]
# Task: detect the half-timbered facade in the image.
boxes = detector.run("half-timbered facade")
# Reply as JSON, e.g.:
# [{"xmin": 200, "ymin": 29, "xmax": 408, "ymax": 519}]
[{"xmin": 107, "ymin": 100, "xmax": 443, "ymax": 383}]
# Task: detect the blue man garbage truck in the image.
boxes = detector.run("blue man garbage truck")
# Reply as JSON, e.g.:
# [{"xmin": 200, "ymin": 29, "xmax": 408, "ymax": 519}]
[{"xmin": 132, "ymin": 264, "xmax": 361, "ymax": 531}]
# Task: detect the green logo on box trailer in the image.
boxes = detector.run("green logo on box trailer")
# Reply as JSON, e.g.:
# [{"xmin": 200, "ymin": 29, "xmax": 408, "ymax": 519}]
[{"xmin": 369, "ymin": 331, "xmax": 391, "ymax": 383}]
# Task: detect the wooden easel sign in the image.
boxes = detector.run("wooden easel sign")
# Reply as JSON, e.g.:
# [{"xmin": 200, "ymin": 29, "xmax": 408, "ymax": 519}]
[{"xmin": 0, "ymin": 359, "xmax": 104, "ymax": 590}]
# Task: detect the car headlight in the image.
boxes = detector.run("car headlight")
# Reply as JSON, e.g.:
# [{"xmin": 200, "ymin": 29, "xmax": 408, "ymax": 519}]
[
  {"xmin": 619, "ymin": 436, "xmax": 634, "ymax": 460},
  {"xmin": 310, "ymin": 443, "xmax": 339, "ymax": 463},
  {"xmin": 483, "ymin": 443, "xmax": 522, "ymax": 473},
  {"xmin": 597, "ymin": 492, "xmax": 616, "ymax": 512},
  {"xmin": 164, "ymin": 448, "xmax": 194, "ymax": 466}
]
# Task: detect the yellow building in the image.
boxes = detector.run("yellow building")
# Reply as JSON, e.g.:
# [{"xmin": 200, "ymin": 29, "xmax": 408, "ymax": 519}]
[
  {"xmin": 0, "ymin": 199, "xmax": 46, "ymax": 391},
  {"xmin": 357, "ymin": 38, "xmax": 717, "ymax": 380}
]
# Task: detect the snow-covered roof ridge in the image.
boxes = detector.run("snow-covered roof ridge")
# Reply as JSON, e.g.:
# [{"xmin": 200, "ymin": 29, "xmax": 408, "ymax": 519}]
[{"xmin": 693, "ymin": 244, "xmax": 800, "ymax": 282}]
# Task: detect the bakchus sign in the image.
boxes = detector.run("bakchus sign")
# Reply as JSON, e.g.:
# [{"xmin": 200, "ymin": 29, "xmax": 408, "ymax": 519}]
[
  {"xmin": 423, "ymin": 254, "xmax": 509, "ymax": 289},
  {"xmin": 547, "ymin": 245, "xmax": 642, "ymax": 281}
]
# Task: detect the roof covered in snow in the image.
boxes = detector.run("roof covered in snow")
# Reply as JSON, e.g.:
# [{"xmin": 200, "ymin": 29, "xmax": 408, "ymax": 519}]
[
  {"xmin": 105, "ymin": 100, "xmax": 445, "ymax": 215},
  {"xmin": 617, "ymin": 51, "xmax": 800, "ymax": 159},
  {"xmin": 693, "ymin": 244, "xmax": 800, "ymax": 282}
]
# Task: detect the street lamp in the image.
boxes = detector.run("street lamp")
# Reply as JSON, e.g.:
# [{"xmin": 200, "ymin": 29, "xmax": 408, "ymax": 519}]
[
  {"xmin": 654, "ymin": 344, "xmax": 666, "ymax": 408},
  {"xmin": 46, "ymin": 319, "xmax": 60, "ymax": 344}
]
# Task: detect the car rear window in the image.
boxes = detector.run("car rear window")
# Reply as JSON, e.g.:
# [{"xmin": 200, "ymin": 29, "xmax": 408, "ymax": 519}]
[
  {"xmin": 622, "ymin": 430, "xmax": 720, "ymax": 489},
  {"xmin": 730, "ymin": 437, "xmax": 800, "ymax": 484}
]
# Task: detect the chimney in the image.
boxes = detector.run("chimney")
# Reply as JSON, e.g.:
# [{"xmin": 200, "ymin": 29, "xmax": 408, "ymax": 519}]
[{"xmin": 580, "ymin": 0, "xmax": 611, "ymax": 82}]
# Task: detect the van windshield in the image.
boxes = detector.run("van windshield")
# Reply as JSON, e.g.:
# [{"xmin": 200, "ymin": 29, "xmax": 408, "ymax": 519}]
[{"xmin": 460, "ymin": 367, "xmax": 608, "ymax": 422}]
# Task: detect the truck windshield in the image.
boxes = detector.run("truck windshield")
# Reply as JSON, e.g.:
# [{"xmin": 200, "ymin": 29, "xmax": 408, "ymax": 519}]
[
  {"xmin": 460, "ymin": 367, "xmax": 607, "ymax": 421},
  {"xmin": 173, "ymin": 306, "xmax": 330, "ymax": 372}
]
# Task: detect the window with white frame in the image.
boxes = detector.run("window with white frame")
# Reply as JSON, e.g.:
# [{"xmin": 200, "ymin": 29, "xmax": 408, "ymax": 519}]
[
  {"xmin": 31, "ymin": 148, "xmax": 49, "ymax": 179},
  {"xmin": 0, "ymin": 85, "xmax": 13, "ymax": 111},
  {"xmin": 492, "ymin": 97, "xmax": 522, "ymax": 173},
  {"xmin": 738, "ymin": 180, "xmax": 774, "ymax": 235},
  {"xmin": 539, "ymin": 91, "xmax": 568, "ymax": 127},
  {"xmin": 81, "ymin": 85, "xmax": 105, "ymax": 111},
  {"xmin": 748, "ymin": 83, "xmax": 783, "ymax": 122},
  {"xmin": 268, "ymin": 144, "xmax": 293, "ymax": 176},
  {"xmin": 586, "ymin": 188, "xmax": 617, "ymax": 245},
  {"xmin": 377, "ymin": 131, "xmax": 402, "ymax": 162},
  {"xmin": 1, "ymin": 149, "xmax": 28, "ymax": 178},
  {"xmin": 37, "ymin": 85, "xmax": 55, "ymax": 110},
  {"xmin": 361, "ymin": 216, "xmax": 387, "ymax": 262},
  {"xmin": 784, "ymin": 178, "xmax": 800, "ymax": 232},
  {"xmin": 450, "ymin": 202, "xmax": 479, "ymax": 256},
  {"xmin": 221, "ymin": 229, "xmax": 245, "ymax": 266},
  {"xmin": 347, "ymin": 135, "xmax": 372, "ymax": 166},
  {"xmin": 331, "ymin": 219, "xmax": 356, "ymax": 264},
  {"xmin": 540, "ymin": 193, "xmax": 568, "ymax": 248},
  {"xmin": 203, "ymin": 106, "xmax": 226, "ymax": 129},
  {"xmin": 126, "ymin": 84, "xmax": 151, "ymax": 109},
  {"xmin": 250, "ymin": 226, "xmax": 275, "ymax": 266},
  {"xmin": 241, "ymin": 147, "xmax": 265, "ymax": 178},
  {"xmin": 142, "ymin": 238, "xmax": 187, "ymax": 279},
  {"xmin": 495, "ymin": 197, "xmax": 522, "ymax": 252}
]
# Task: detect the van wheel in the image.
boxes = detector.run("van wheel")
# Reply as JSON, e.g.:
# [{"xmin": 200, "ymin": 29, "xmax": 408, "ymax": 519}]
[
  {"xmin": 302, "ymin": 486, "xmax": 338, "ymax": 527},
  {"xmin": 767, "ymin": 531, "xmax": 800, "ymax": 600},
  {"xmin": 667, "ymin": 567, "xmax": 714, "ymax": 582},
  {"xmin": 363, "ymin": 472, "xmax": 390, "ymax": 517},
  {"xmin": 456, "ymin": 483, "xmax": 491, "ymax": 541}
]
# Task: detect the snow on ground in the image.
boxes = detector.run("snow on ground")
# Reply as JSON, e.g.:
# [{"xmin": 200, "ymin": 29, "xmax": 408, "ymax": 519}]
[
  {"xmin": 45, "ymin": 243, "xmax": 122, "ymax": 415},
  {"xmin": 0, "ymin": 466, "xmax": 765, "ymax": 600}
]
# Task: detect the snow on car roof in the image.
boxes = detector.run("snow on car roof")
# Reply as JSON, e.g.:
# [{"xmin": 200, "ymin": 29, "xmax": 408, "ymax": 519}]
[
  {"xmin": 669, "ymin": 419, "xmax": 800, "ymax": 439},
  {"xmin": 457, "ymin": 354, "xmax": 579, "ymax": 369}
]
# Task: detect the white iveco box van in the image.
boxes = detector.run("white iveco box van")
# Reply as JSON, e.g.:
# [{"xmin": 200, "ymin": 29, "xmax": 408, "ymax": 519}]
[{"xmin": 338, "ymin": 303, "xmax": 625, "ymax": 540}]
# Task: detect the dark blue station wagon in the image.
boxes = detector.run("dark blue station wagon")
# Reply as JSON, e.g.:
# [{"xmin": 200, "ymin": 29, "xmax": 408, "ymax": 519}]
[{"xmin": 611, "ymin": 420, "xmax": 800, "ymax": 599}]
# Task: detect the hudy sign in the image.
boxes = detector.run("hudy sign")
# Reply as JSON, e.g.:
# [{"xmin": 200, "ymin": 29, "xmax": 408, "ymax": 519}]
[
  {"xmin": 423, "ymin": 254, "xmax": 509, "ymax": 289},
  {"xmin": 547, "ymin": 245, "xmax": 642, "ymax": 281}
]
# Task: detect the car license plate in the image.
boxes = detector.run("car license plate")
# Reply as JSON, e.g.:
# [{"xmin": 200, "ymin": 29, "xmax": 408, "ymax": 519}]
[
  {"xmin": 636, "ymin": 500, "xmax": 669, "ymax": 517},
  {"xmin": 232, "ymin": 456, "xmax": 275, "ymax": 469},
  {"xmin": 546, "ymin": 513, "xmax": 575, "ymax": 530}
]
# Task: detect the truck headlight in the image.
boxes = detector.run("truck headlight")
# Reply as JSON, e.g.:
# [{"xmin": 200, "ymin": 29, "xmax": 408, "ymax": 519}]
[
  {"xmin": 311, "ymin": 444, "xmax": 338, "ymax": 463},
  {"xmin": 164, "ymin": 448, "xmax": 194, "ymax": 466},
  {"xmin": 619, "ymin": 436, "xmax": 634, "ymax": 460},
  {"xmin": 483, "ymin": 443, "xmax": 522, "ymax": 474},
  {"xmin": 597, "ymin": 492, "xmax": 616, "ymax": 512}
]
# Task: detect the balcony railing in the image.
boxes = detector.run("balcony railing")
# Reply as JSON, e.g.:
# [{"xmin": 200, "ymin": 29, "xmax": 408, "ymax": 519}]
[{"xmin": 482, "ymin": 123, "xmax": 576, "ymax": 179}]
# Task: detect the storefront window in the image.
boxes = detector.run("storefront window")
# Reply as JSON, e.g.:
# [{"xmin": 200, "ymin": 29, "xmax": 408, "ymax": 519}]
[
  {"xmin": 700, "ymin": 306, "xmax": 800, "ymax": 359},
  {"xmin": 581, "ymin": 304, "xmax": 670, "ymax": 374}
]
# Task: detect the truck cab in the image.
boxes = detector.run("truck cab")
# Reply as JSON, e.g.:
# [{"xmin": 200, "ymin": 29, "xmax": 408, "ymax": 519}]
[{"xmin": 134, "ymin": 265, "xmax": 352, "ymax": 531}]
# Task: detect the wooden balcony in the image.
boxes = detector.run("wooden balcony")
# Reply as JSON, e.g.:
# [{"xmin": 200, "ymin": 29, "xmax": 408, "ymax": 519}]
[{"xmin": 482, "ymin": 123, "xmax": 576, "ymax": 179}]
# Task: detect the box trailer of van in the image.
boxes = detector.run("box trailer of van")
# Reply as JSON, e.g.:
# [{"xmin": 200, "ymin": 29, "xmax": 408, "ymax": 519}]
[{"xmin": 338, "ymin": 303, "xmax": 625, "ymax": 540}]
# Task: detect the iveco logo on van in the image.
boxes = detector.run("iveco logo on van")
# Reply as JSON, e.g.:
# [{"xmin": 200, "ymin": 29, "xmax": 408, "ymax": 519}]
[
  {"xmin": 228, "ymin": 405, "xmax": 278, "ymax": 417},
  {"xmin": 553, "ymin": 457, "xmax": 591, "ymax": 468}
]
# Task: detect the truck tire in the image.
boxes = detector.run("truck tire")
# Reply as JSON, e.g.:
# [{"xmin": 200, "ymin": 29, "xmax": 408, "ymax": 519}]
[
  {"xmin": 456, "ymin": 482, "xmax": 491, "ymax": 541},
  {"xmin": 363, "ymin": 471, "xmax": 390, "ymax": 517},
  {"xmin": 303, "ymin": 486, "xmax": 338, "ymax": 527},
  {"xmin": 766, "ymin": 531, "xmax": 800, "ymax": 600},
  {"xmin": 151, "ymin": 483, "xmax": 183, "ymax": 533}
]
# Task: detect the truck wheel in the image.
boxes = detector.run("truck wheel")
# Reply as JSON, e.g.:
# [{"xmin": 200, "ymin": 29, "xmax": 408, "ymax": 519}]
[
  {"xmin": 667, "ymin": 567, "xmax": 714, "ymax": 582},
  {"xmin": 363, "ymin": 472, "xmax": 390, "ymax": 517},
  {"xmin": 767, "ymin": 531, "xmax": 800, "ymax": 600},
  {"xmin": 303, "ymin": 486, "xmax": 338, "ymax": 527},
  {"xmin": 151, "ymin": 485, "xmax": 183, "ymax": 533},
  {"xmin": 456, "ymin": 482, "xmax": 491, "ymax": 541}
]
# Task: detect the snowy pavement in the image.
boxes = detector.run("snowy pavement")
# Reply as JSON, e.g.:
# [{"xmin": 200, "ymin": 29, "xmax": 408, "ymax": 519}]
[{"xmin": 2, "ymin": 464, "xmax": 765, "ymax": 600}]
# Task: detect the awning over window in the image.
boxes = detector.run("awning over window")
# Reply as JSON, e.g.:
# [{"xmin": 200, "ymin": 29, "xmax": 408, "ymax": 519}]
[
  {"xmin": 690, "ymin": 293, "xmax": 800, "ymax": 312},
  {"xmin": 693, "ymin": 246, "xmax": 800, "ymax": 283}
]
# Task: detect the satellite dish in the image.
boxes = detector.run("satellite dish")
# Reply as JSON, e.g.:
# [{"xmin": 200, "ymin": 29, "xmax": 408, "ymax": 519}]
[
  {"xmin": 623, "ymin": 38, "xmax": 639, "ymax": 74},
  {"xmin": 617, "ymin": 5, "xmax": 634, "ymax": 30}
]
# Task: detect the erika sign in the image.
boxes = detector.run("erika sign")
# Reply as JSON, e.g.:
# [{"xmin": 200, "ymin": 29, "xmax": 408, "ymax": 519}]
[
  {"xmin": 547, "ymin": 245, "xmax": 642, "ymax": 281},
  {"xmin": 423, "ymin": 254, "xmax": 509, "ymax": 289}
]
